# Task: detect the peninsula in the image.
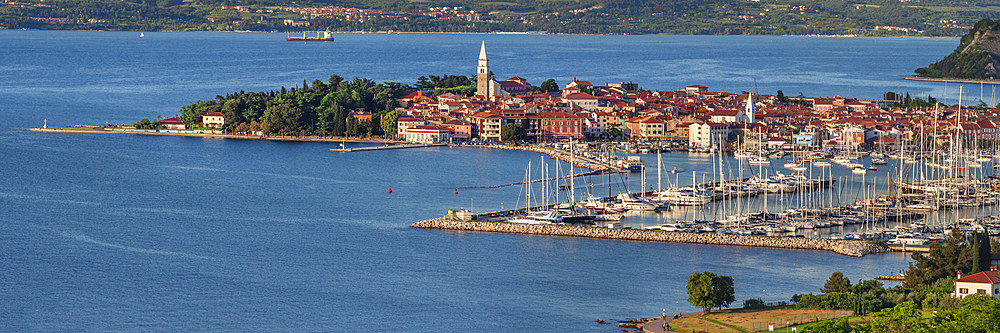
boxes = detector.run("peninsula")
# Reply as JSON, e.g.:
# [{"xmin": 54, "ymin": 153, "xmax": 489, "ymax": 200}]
[{"xmin": 909, "ymin": 19, "xmax": 1000, "ymax": 83}]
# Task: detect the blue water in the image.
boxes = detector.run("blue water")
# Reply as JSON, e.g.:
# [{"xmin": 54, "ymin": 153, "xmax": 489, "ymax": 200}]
[{"xmin": 0, "ymin": 31, "xmax": 938, "ymax": 331}]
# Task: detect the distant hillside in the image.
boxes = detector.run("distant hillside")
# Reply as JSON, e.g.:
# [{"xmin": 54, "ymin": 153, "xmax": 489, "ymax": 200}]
[
  {"xmin": 915, "ymin": 19, "xmax": 1000, "ymax": 80},
  {"xmin": 2, "ymin": 0, "xmax": 999, "ymax": 36}
]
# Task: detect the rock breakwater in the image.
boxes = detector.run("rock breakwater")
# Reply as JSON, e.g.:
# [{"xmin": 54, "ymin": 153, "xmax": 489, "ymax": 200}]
[{"xmin": 412, "ymin": 218, "xmax": 889, "ymax": 257}]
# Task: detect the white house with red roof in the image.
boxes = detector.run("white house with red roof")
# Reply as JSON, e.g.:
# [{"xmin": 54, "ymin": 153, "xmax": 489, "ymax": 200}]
[
  {"xmin": 161, "ymin": 116, "xmax": 186, "ymax": 130},
  {"xmin": 565, "ymin": 77, "xmax": 593, "ymax": 90},
  {"xmin": 953, "ymin": 269, "xmax": 1000, "ymax": 299},
  {"xmin": 564, "ymin": 92, "xmax": 600, "ymax": 111},
  {"xmin": 396, "ymin": 116, "xmax": 426, "ymax": 138}
]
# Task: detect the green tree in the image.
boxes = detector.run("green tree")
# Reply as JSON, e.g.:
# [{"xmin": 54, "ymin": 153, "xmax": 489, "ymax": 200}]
[
  {"xmin": 971, "ymin": 232, "xmax": 992, "ymax": 273},
  {"xmin": 539, "ymin": 78, "xmax": 559, "ymax": 93},
  {"xmin": 381, "ymin": 110, "xmax": 400, "ymax": 138},
  {"xmin": 905, "ymin": 228, "xmax": 972, "ymax": 289},
  {"xmin": 686, "ymin": 271, "xmax": 736, "ymax": 313},
  {"xmin": 822, "ymin": 272, "xmax": 853, "ymax": 293},
  {"xmin": 501, "ymin": 123, "xmax": 527, "ymax": 142}
]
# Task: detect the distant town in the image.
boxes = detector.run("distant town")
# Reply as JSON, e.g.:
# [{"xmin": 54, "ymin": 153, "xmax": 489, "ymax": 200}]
[{"xmin": 52, "ymin": 40, "xmax": 1000, "ymax": 153}]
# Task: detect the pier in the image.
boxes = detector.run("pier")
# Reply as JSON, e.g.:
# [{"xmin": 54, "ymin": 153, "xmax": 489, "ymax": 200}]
[
  {"xmin": 412, "ymin": 218, "xmax": 889, "ymax": 257},
  {"xmin": 330, "ymin": 143, "xmax": 447, "ymax": 152}
]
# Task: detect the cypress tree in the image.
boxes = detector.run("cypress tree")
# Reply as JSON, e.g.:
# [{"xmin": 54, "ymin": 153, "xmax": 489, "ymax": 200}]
[
  {"xmin": 972, "ymin": 233, "xmax": 984, "ymax": 273},
  {"xmin": 979, "ymin": 232, "xmax": 992, "ymax": 272}
]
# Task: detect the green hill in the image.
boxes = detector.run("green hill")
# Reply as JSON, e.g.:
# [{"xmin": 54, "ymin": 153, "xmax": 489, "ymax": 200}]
[
  {"xmin": 915, "ymin": 19, "xmax": 1000, "ymax": 80},
  {"xmin": 2, "ymin": 0, "xmax": 999, "ymax": 36}
]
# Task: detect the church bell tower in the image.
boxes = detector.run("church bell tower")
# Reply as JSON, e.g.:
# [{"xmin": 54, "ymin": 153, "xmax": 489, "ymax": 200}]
[{"xmin": 476, "ymin": 41, "xmax": 489, "ymax": 97}]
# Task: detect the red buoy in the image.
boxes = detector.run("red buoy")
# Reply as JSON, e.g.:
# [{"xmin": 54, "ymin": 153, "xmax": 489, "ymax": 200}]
[
  {"xmin": 455, "ymin": 189, "xmax": 459, "ymax": 194},
  {"xmin": 387, "ymin": 187, "xmax": 392, "ymax": 193}
]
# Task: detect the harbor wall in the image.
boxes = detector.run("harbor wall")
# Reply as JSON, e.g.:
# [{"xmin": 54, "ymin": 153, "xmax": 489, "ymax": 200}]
[{"xmin": 412, "ymin": 218, "xmax": 890, "ymax": 257}]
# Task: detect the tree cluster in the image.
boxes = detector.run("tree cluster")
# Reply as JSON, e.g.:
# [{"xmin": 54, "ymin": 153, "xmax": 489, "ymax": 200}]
[{"xmin": 169, "ymin": 75, "xmax": 406, "ymax": 137}]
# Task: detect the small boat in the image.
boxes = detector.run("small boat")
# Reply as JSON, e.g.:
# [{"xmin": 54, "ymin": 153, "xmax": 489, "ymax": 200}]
[
  {"xmin": 852, "ymin": 167, "xmax": 866, "ymax": 175},
  {"xmin": 748, "ymin": 156, "xmax": 769, "ymax": 165},
  {"xmin": 813, "ymin": 161, "xmax": 831, "ymax": 167},
  {"xmin": 285, "ymin": 31, "xmax": 335, "ymax": 42},
  {"xmin": 618, "ymin": 155, "xmax": 643, "ymax": 172},
  {"xmin": 872, "ymin": 158, "xmax": 887, "ymax": 165},
  {"xmin": 139, "ymin": 32, "xmax": 144, "ymax": 37},
  {"xmin": 867, "ymin": 165, "xmax": 878, "ymax": 171}
]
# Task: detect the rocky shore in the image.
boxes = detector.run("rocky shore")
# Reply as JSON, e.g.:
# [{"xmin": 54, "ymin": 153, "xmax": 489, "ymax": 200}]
[{"xmin": 412, "ymin": 218, "xmax": 890, "ymax": 257}]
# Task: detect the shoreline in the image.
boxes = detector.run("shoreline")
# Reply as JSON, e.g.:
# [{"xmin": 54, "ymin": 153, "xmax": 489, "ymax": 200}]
[
  {"xmin": 1, "ymin": 29, "xmax": 959, "ymax": 38},
  {"xmin": 902, "ymin": 76, "xmax": 1000, "ymax": 85},
  {"xmin": 412, "ymin": 218, "xmax": 891, "ymax": 257},
  {"xmin": 27, "ymin": 127, "xmax": 396, "ymax": 143}
]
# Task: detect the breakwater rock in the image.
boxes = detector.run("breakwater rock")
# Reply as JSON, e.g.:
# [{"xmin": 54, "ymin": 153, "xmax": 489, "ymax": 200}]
[{"xmin": 412, "ymin": 218, "xmax": 889, "ymax": 257}]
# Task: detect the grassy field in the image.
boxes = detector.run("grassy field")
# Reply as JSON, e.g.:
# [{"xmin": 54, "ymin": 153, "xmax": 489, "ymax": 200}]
[{"xmin": 668, "ymin": 308, "xmax": 853, "ymax": 333}]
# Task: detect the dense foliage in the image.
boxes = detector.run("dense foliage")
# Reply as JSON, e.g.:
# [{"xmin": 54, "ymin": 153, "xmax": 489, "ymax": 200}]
[
  {"xmin": 136, "ymin": 74, "xmax": 408, "ymax": 137},
  {"xmin": 686, "ymin": 271, "xmax": 735, "ymax": 312},
  {"xmin": 801, "ymin": 296, "xmax": 1000, "ymax": 332},
  {"xmin": 2, "ymin": 0, "xmax": 997, "ymax": 35},
  {"xmin": 915, "ymin": 19, "xmax": 1000, "ymax": 79}
]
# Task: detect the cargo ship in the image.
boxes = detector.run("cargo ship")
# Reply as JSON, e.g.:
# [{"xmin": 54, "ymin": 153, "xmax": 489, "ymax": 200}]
[{"xmin": 285, "ymin": 31, "xmax": 334, "ymax": 42}]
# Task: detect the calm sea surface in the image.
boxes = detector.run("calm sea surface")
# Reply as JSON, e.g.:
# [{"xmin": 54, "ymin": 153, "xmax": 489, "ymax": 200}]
[{"xmin": 0, "ymin": 31, "xmax": 965, "ymax": 331}]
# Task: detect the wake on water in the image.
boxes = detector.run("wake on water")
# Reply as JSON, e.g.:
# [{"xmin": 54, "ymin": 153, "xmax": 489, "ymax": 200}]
[{"xmin": 34, "ymin": 224, "xmax": 215, "ymax": 261}]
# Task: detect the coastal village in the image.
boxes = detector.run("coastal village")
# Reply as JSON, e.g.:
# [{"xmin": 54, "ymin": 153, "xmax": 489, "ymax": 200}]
[{"xmin": 384, "ymin": 42, "xmax": 997, "ymax": 150}]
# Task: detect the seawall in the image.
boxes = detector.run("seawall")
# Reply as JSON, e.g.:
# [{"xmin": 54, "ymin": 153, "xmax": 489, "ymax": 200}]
[{"xmin": 412, "ymin": 218, "xmax": 889, "ymax": 257}]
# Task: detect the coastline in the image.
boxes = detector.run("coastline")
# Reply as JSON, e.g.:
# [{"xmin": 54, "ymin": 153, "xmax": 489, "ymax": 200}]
[
  {"xmin": 903, "ymin": 75, "xmax": 1000, "ymax": 84},
  {"xmin": 1, "ymin": 29, "xmax": 958, "ymax": 38},
  {"xmin": 412, "ymin": 218, "xmax": 891, "ymax": 257},
  {"xmin": 26, "ymin": 127, "xmax": 396, "ymax": 144}
]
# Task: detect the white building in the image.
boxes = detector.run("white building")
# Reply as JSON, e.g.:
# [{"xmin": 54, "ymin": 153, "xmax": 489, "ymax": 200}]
[
  {"xmin": 405, "ymin": 125, "xmax": 451, "ymax": 143},
  {"xmin": 953, "ymin": 270, "xmax": 1000, "ymax": 299},
  {"xmin": 583, "ymin": 112, "xmax": 609, "ymax": 137},
  {"xmin": 688, "ymin": 122, "xmax": 729, "ymax": 148}
]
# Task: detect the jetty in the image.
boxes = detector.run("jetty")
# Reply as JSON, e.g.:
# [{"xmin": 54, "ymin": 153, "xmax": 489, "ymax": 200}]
[
  {"xmin": 412, "ymin": 218, "xmax": 889, "ymax": 257},
  {"xmin": 330, "ymin": 143, "xmax": 446, "ymax": 152}
]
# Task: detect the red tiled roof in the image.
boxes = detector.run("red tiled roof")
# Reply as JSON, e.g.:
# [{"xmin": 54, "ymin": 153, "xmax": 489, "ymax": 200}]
[
  {"xmin": 955, "ymin": 271, "xmax": 1000, "ymax": 284},
  {"xmin": 564, "ymin": 92, "xmax": 598, "ymax": 99}
]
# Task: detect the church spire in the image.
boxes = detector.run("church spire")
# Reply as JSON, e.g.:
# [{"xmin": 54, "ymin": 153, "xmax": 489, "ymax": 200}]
[
  {"xmin": 744, "ymin": 91, "xmax": 755, "ymax": 123},
  {"xmin": 477, "ymin": 41, "xmax": 490, "ymax": 97}
]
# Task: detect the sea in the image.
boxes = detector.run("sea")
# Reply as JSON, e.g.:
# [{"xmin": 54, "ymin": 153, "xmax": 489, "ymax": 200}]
[{"xmin": 0, "ymin": 31, "xmax": 973, "ymax": 331}]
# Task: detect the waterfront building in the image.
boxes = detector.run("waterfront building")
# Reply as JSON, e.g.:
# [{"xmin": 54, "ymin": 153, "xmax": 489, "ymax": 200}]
[
  {"xmin": 688, "ymin": 122, "xmax": 729, "ymax": 147},
  {"xmin": 405, "ymin": 125, "xmax": 451, "ymax": 143},
  {"xmin": 953, "ymin": 270, "xmax": 1000, "ymax": 299},
  {"xmin": 468, "ymin": 111, "xmax": 503, "ymax": 141},
  {"xmin": 201, "ymin": 112, "xmax": 225, "ymax": 128},
  {"xmin": 396, "ymin": 116, "xmax": 426, "ymax": 137},
  {"xmin": 441, "ymin": 119, "xmax": 472, "ymax": 141},
  {"xmin": 161, "ymin": 116, "xmax": 186, "ymax": 130}
]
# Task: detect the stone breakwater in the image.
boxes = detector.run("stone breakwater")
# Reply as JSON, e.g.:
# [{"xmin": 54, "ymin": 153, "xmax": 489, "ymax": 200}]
[{"xmin": 412, "ymin": 218, "xmax": 890, "ymax": 257}]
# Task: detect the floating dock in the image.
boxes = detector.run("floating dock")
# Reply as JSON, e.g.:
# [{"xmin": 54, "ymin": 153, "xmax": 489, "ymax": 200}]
[{"xmin": 330, "ymin": 143, "xmax": 447, "ymax": 152}]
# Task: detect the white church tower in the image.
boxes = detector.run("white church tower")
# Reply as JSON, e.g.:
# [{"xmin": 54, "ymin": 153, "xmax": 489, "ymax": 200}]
[
  {"xmin": 476, "ymin": 41, "xmax": 489, "ymax": 97},
  {"xmin": 744, "ymin": 91, "xmax": 755, "ymax": 123}
]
